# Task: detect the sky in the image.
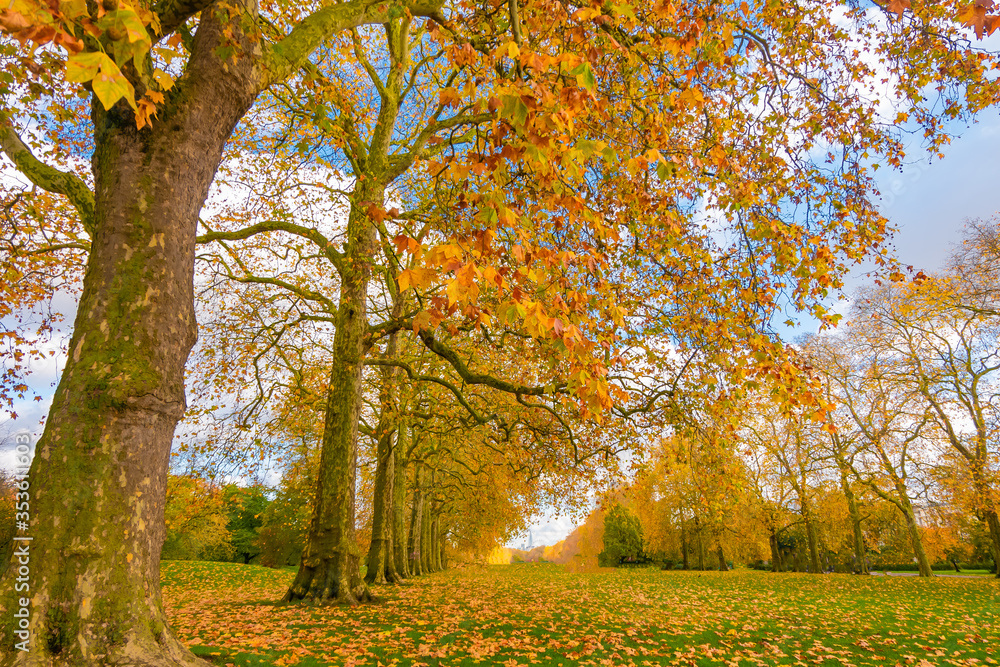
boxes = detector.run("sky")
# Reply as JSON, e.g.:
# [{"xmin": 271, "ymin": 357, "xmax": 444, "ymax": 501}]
[{"xmin": 3, "ymin": 95, "xmax": 1000, "ymax": 549}]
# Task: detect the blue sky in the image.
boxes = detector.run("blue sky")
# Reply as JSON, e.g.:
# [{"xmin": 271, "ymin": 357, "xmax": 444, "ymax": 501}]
[{"xmin": 875, "ymin": 109, "xmax": 1000, "ymax": 275}]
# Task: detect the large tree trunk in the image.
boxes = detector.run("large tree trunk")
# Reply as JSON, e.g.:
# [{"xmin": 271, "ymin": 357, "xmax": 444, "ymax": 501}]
[
  {"xmin": 283, "ymin": 178, "xmax": 382, "ymax": 605},
  {"xmin": 694, "ymin": 514, "xmax": 705, "ymax": 571},
  {"xmin": 897, "ymin": 495, "xmax": 933, "ymax": 578},
  {"xmin": 407, "ymin": 462, "xmax": 424, "ymax": 576},
  {"xmin": 805, "ymin": 518, "xmax": 820, "ymax": 573},
  {"xmin": 0, "ymin": 9, "xmax": 259, "ymax": 664},
  {"xmin": 715, "ymin": 540, "xmax": 728, "ymax": 572},
  {"xmin": 365, "ymin": 325, "xmax": 402, "ymax": 586},
  {"xmin": 970, "ymin": 472, "xmax": 1000, "ymax": 579},
  {"xmin": 430, "ymin": 514, "xmax": 440, "ymax": 573},
  {"xmin": 769, "ymin": 530, "xmax": 781, "ymax": 572},
  {"xmin": 392, "ymin": 430, "xmax": 410, "ymax": 578},
  {"xmin": 283, "ymin": 18, "xmax": 411, "ymax": 599},
  {"xmin": 383, "ymin": 459, "xmax": 400, "ymax": 584},
  {"xmin": 680, "ymin": 518, "xmax": 689, "ymax": 570},
  {"xmin": 986, "ymin": 512, "xmax": 1000, "ymax": 577},
  {"xmin": 439, "ymin": 528, "xmax": 447, "ymax": 571},
  {"xmin": 420, "ymin": 500, "xmax": 433, "ymax": 574},
  {"xmin": 838, "ymin": 466, "xmax": 868, "ymax": 574},
  {"xmin": 364, "ymin": 426, "xmax": 395, "ymax": 585}
]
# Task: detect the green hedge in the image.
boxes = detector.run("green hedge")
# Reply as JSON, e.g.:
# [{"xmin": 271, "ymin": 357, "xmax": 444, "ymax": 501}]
[{"xmin": 871, "ymin": 562, "xmax": 996, "ymax": 572}]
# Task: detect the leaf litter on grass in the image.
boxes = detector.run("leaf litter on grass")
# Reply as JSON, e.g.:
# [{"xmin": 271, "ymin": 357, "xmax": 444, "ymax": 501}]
[{"xmin": 161, "ymin": 561, "xmax": 1000, "ymax": 667}]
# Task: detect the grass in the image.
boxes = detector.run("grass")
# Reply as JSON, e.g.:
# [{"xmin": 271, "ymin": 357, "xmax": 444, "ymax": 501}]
[{"xmin": 161, "ymin": 560, "xmax": 1000, "ymax": 667}]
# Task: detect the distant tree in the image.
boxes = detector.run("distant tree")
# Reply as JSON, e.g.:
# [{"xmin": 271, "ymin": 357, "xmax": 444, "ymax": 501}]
[
  {"xmin": 599, "ymin": 503, "xmax": 644, "ymax": 567},
  {"xmin": 162, "ymin": 475, "xmax": 231, "ymax": 561},
  {"xmin": 258, "ymin": 494, "xmax": 310, "ymax": 568},
  {"xmin": 221, "ymin": 485, "xmax": 271, "ymax": 565}
]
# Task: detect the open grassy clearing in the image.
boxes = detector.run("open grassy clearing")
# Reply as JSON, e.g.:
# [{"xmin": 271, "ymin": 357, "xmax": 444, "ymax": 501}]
[{"xmin": 162, "ymin": 561, "xmax": 999, "ymax": 667}]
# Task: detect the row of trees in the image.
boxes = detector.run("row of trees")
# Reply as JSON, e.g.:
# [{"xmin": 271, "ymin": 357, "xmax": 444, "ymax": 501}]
[
  {"xmin": 599, "ymin": 221, "xmax": 999, "ymax": 576},
  {"xmin": 2, "ymin": 0, "xmax": 1000, "ymax": 663}
]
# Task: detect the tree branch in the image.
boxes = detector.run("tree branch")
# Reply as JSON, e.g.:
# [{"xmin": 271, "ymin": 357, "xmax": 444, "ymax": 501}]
[
  {"xmin": 263, "ymin": 0, "xmax": 444, "ymax": 89},
  {"xmin": 154, "ymin": 0, "xmax": 216, "ymax": 38},
  {"xmin": 0, "ymin": 124, "xmax": 95, "ymax": 236}
]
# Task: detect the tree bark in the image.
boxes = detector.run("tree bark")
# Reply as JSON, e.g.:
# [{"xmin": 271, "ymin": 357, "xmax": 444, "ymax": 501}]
[
  {"xmin": 836, "ymin": 462, "xmax": 868, "ymax": 574},
  {"xmin": 364, "ymin": 425, "xmax": 395, "ymax": 585},
  {"xmin": 715, "ymin": 540, "xmax": 728, "ymax": 571},
  {"xmin": 680, "ymin": 518, "xmax": 689, "ymax": 570},
  {"xmin": 283, "ymin": 178, "xmax": 382, "ymax": 605},
  {"xmin": 365, "ymin": 320, "xmax": 402, "ymax": 585},
  {"xmin": 420, "ymin": 500, "xmax": 433, "ymax": 574},
  {"xmin": 769, "ymin": 530, "xmax": 781, "ymax": 572},
  {"xmin": 897, "ymin": 496, "xmax": 933, "ymax": 578},
  {"xmin": 407, "ymin": 462, "xmax": 424, "ymax": 576},
  {"xmin": 805, "ymin": 517, "xmax": 820, "ymax": 573},
  {"xmin": 694, "ymin": 514, "xmax": 705, "ymax": 571},
  {"xmin": 430, "ymin": 514, "xmax": 440, "ymax": 572},
  {"xmin": 970, "ymin": 472, "xmax": 1000, "ymax": 579},
  {"xmin": 0, "ymin": 8, "xmax": 259, "ymax": 663},
  {"xmin": 284, "ymin": 16, "xmax": 418, "ymax": 603},
  {"xmin": 392, "ymin": 429, "xmax": 410, "ymax": 578},
  {"xmin": 986, "ymin": 511, "xmax": 1000, "ymax": 578}
]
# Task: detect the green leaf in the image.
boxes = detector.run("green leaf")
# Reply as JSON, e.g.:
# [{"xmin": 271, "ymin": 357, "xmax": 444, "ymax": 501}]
[
  {"xmin": 91, "ymin": 59, "xmax": 137, "ymax": 111},
  {"xmin": 576, "ymin": 139, "xmax": 601, "ymax": 158},
  {"xmin": 611, "ymin": 3, "xmax": 637, "ymax": 21},
  {"xmin": 569, "ymin": 62, "xmax": 596, "ymax": 92},
  {"xmin": 98, "ymin": 8, "xmax": 150, "ymax": 45},
  {"xmin": 65, "ymin": 52, "xmax": 108, "ymax": 83},
  {"xmin": 500, "ymin": 94, "xmax": 528, "ymax": 127},
  {"xmin": 66, "ymin": 51, "xmax": 136, "ymax": 111},
  {"xmin": 656, "ymin": 160, "xmax": 671, "ymax": 181}
]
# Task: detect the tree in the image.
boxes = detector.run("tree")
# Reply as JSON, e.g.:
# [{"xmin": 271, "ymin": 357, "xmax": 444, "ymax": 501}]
[
  {"xmin": 3, "ymin": 0, "xmax": 1000, "ymax": 658},
  {"xmin": 854, "ymin": 269, "xmax": 1000, "ymax": 578},
  {"xmin": 599, "ymin": 502, "xmax": 643, "ymax": 567},
  {"xmin": 0, "ymin": 0, "xmax": 450, "ymax": 660},
  {"xmin": 161, "ymin": 475, "xmax": 231, "ymax": 561},
  {"xmin": 221, "ymin": 485, "xmax": 270, "ymax": 565},
  {"xmin": 806, "ymin": 331, "xmax": 936, "ymax": 577}
]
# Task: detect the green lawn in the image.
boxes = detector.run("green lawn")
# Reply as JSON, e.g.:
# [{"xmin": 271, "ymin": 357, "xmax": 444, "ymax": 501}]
[{"xmin": 161, "ymin": 560, "xmax": 999, "ymax": 666}]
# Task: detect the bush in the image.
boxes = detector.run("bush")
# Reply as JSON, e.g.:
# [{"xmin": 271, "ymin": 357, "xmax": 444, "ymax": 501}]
[
  {"xmin": 869, "ymin": 562, "xmax": 994, "ymax": 572},
  {"xmin": 598, "ymin": 503, "xmax": 644, "ymax": 567}
]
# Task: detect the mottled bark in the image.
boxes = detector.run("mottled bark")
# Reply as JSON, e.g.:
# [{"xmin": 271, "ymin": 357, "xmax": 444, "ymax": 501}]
[
  {"xmin": 0, "ymin": 7, "xmax": 258, "ymax": 664},
  {"xmin": 769, "ymin": 530, "xmax": 782, "ymax": 572},
  {"xmin": 680, "ymin": 519, "xmax": 689, "ymax": 570},
  {"xmin": 836, "ymin": 462, "xmax": 868, "ymax": 574},
  {"xmin": 429, "ymin": 514, "xmax": 439, "ymax": 573},
  {"xmin": 715, "ymin": 540, "xmax": 728, "ymax": 572},
  {"xmin": 364, "ymin": 428, "xmax": 394, "ymax": 585},
  {"xmin": 899, "ymin": 500, "xmax": 933, "ymax": 578},
  {"xmin": 365, "ymin": 320, "xmax": 402, "ymax": 585},
  {"xmin": 392, "ymin": 432, "xmax": 410, "ymax": 578},
  {"xmin": 694, "ymin": 515, "xmax": 705, "ymax": 571},
  {"xmin": 284, "ymin": 17, "xmax": 415, "ymax": 604},
  {"xmin": 283, "ymin": 178, "xmax": 381, "ymax": 605},
  {"xmin": 420, "ymin": 501, "xmax": 433, "ymax": 574},
  {"xmin": 407, "ymin": 462, "xmax": 424, "ymax": 576}
]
